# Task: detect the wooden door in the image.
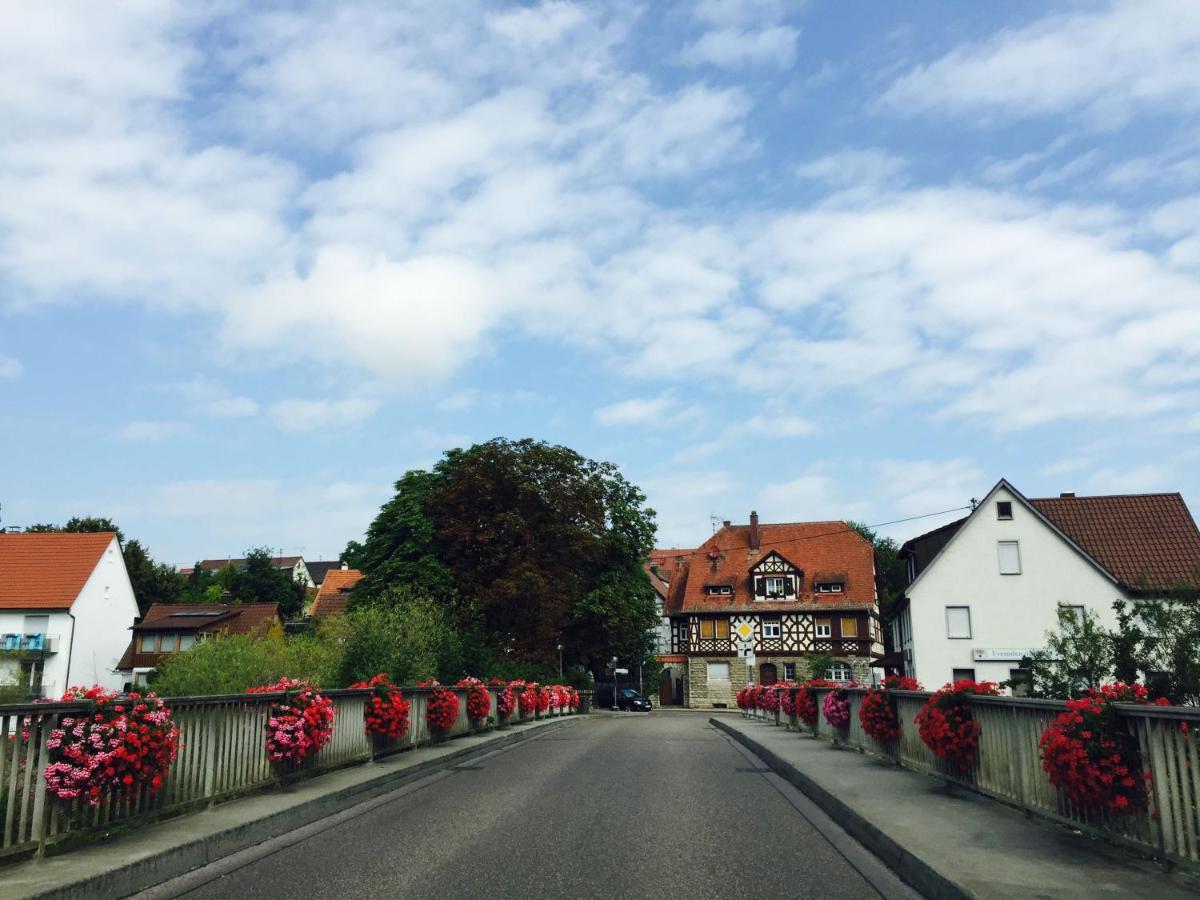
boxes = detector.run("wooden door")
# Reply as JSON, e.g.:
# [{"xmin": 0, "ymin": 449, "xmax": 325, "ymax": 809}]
[
  {"xmin": 659, "ymin": 670, "xmax": 672, "ymax": 705},
  {"xmin": 759, "ymin": 662, "xmax": 777, "ymax": 685}
]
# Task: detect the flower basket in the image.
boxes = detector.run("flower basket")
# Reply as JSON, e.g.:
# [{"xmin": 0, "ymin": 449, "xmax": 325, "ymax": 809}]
[
  {"xmin": 822, "ymin": 687, "xmax": 853, "ymax": 733},
  {"xmin": 351, "ymin": 673, "xmax": 410, "ymax": 749},
  {"xmin": 794, "ymin": 680, "xmax": 831, "ymax": 729},
  {"xmin": 43, "ymin": 686, "xmax": 180, "ymax": 806},
  {"xmin": 859, "ymin": 675, "xmax": 921, "ymax": 745},
  {"xmin": 464, "ymin": 683, "xmax": 491, "ymax": 728},
  {"xmin": 493, "ymin": 680, "xmax": 516, "ymax": 725},
  {"xmin": 1039, "ymin": 682, "xmax": 1159, "ymax": 815},
  {"xmin": 517, "ymin": 682, "xmax": 538, "ymax": 719},
  {"xmin": 425, "ymin": 684, "xmax": 460, "ymax": 739},
  {"xmin": 914, "ymin": 679, "xmax": 999, "ymax": 769},
  {"xmin": 248, "ymin": 679, "xmax": 335, "ymax": 771}
]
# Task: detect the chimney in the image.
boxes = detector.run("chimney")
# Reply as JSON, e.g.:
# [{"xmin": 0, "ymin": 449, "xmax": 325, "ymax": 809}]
[
  {"xmin": 340, "ymin": 561, "xmax": 349, "ymax": 570},
  {"xmin": 722, "ymin": 519, "xmax": 731, "ymax": 528},
  {"xmin": 1060, "ymin": 491, "xmax": 1076, "ymax": 498},
  {"xmin": 749, "ymin": 510, "xmax": 760, "ymax": 551}
]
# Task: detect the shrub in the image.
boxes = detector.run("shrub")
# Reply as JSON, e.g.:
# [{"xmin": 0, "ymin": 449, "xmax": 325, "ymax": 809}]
[
  {"xmin": 914, "ymin": 679, "xmax": 999, "ymax": 767},
  {"xmin": 859, "ymin": 675, "xmax": 921, "ymax": 743}
]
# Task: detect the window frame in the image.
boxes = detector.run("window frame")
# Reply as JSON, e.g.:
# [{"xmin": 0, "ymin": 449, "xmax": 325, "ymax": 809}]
[
  {"xmin": 699, "ymin": 617, "xmax": 729, "ymax": 640},
  {"xmin": 827, "ymin": 663, "xmax": 853, "ymax": 682},
  {"xmin": 814, "ymin": 618, "xmax": 832, "ymax": 638},
  {"xmin": 840, "ymin": 617, "xmax": 859, "ymax": 638},
  {"xmin": 996, "ymin": 501, "xmax": 1013, "ymax": 520},
  {"xmin": 997, "ymin": 540, "xmax": 1022, "ymax": 575},
  {"xmin": 945, "ymin": 606, "xmax": 972, "ymax": 640},
  {"xmin": 707, "ymin": 661, "xmax": 731, "ymax": 682},
  {"xmin": 783, "ymin": 663, "xmax": 796, "ymax": 681},
  {"xmin": 761, "ymin": 617, "xmax": 781, "ymax": 639},
  {"xmin": 952, "ymin": 668, "xmax": 977, "ymax": 683},
  {"xmin": 816, "ymin": 582, "xmax": 844, "ymax": 593},
  {"xmin": 764, "ymin": 576, "xmax": 788, "ymax": 598}
]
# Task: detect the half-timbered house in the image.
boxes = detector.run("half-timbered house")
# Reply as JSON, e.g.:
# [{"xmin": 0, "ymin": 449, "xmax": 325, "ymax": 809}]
[{"xmin": 663, "ymin": 512, "xmax": 883, "ymax": 708}]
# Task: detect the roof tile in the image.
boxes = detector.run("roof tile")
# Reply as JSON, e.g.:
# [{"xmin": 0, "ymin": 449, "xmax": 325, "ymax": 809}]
[{"xmin": 0, "ymin": 532, "xmax": 116, "ymax": 609}]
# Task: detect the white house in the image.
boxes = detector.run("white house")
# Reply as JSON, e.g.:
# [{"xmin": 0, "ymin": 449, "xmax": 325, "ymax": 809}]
[
  {"xmin": 891, "ymin": 479, "xmax": 1200, "ymax": 690},
  {"xmin": 0, "ymin": 532, "xmax": 140, "ymax": 697}
]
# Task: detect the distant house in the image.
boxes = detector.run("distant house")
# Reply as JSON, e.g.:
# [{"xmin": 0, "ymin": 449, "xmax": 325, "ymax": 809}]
[
  {"xmin": 304, "ymin": 560, "xmax": 344, "ymax": 590},
  {"xmin": 308, "ymin": 568, "xmax": 363, "ymax": 618},
  {"xmin": 892, "ymin": 479, "xmax": 1200, "ymax": 690},
  {"xmin": 181, "ymin": 556, "xmax": 314, "ymax": 587},
  {"xmin": 116, "ymin": 602, "xmax": 282, "ymax": 688},
  {"xmin": 0, "ymin": 531, "xmax": 139, "ymax": 697},
  {"xmin": 646, "ymin": 549, "xmax": 692, "ymax": 705},
  {"xmin": 664, "ymin": 513, "xmax": 882, "ymax": 709}
]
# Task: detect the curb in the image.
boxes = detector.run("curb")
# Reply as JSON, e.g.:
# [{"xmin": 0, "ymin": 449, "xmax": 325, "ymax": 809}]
[
  {"xmin": 25, "ymin": 718, "xmax": 574, "ymax": 900},
  {"xmin": 710, "ymin": 717, "xmax": 969, "ymax": 900}
]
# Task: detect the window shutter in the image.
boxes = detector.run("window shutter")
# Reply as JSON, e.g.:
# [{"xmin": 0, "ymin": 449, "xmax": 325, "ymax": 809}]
[{"xmin": 756, "ymin": 577, "xmax": 766, "ymax": 597}]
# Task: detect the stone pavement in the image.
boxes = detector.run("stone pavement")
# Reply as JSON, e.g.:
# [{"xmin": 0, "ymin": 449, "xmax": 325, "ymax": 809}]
[{"xmin": 714, "ymin": 715, "xmax": 1200, "ymax": 900}]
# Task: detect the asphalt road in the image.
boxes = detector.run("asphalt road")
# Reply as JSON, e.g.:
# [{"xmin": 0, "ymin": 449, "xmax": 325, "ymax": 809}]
[{"xmin": 165, "ymin": 713, "xmax": 911, "ymax": 900}]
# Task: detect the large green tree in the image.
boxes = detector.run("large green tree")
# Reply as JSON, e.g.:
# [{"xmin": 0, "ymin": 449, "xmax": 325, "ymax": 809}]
[
  {"xmin": 350, "ymin": 438, "xmax": 658, "ymax": 673},
  {"xmin": 849, "ymin": 521, "xmax": 907, "ymax": 618},
  {"xmin": 226, "ymin": 547, "xmax": 308, "ymax": 618}
]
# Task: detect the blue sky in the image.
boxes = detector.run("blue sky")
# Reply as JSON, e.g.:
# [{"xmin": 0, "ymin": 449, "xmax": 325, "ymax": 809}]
[{"xmin": 3, "ymin": 0, "xmax": 1200, "ymax": 566}]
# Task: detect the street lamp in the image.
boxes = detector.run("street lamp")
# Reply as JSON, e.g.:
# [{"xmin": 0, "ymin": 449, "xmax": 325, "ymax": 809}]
[
  {"xmin": 611, "ymin": 655, "xmax": 619, "ymax": 709},
  {"xmin": 557, "ymin": 643, "xmax": 563, "ymax": 679}
]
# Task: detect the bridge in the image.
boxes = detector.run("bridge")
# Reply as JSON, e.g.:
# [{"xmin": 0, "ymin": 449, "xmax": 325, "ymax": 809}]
[{"xmin": 3, "ymin": 687, "xmax": 1199, "ymax": 898}]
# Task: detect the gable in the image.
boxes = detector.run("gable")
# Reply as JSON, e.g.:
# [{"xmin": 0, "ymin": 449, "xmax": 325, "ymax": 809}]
[
  {"xmin": 750, "ymin": 551, "xmax": 802, "ymax": 575},
  {"xmin": 0, "ymin": 532, "xmax": 116, "ymax": 609}
]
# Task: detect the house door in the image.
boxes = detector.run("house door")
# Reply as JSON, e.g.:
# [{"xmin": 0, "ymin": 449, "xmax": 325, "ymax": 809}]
[
  {"xmin": 659, "ymin": 670, "xmax": 672, "ymax": 706},
  {"xmin": 675, "ymin": 677, "xmax": 684, "ymax": 705},
  {"xmin": 759, "ymin": 663, "xmax": 777, "ymax": 685}
]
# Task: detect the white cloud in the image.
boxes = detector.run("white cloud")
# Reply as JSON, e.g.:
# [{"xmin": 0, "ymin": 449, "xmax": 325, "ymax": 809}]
[
  {"xmin": 758, "ymin": 472, "xmax": 872, "ymax": 523},
  {"xmin": 1039, "ymin": 458, "xmax": 1090, "ymax": 478},
  {"xmin": 164, "ymin": 377, "xmax": 258, "ymax": 418},
  {"xmin": 117, "ymin": 420, "xmax": 189, "ymax": 443},
  {"xmin": 796, "ymin": 149, "xmax": 907, "ymax": 189},
  {"xmin": 266, "ymin": 396, "xmax": 380, "ymax": 433},
  {"xmin": 1088, "ymin": 464, "xmax": 1176, "ymax": 494},
  {"xmin": 881, "ymin": 0, "xmax": 1200, "ymax": 127},
  {"xmin": 595, "ymin": 393, "xmax": 699, "ymax": 427},
  {"xmin": 679, "ymin": 26, "xmax": 799, "ymax": 70},
  {"xmin": 639, "ymin": 468, "xmax": 739, "ymax": 548},
  {"xmin": 0, "ymin": 354, "xmax": 22, "ymax": 379}
]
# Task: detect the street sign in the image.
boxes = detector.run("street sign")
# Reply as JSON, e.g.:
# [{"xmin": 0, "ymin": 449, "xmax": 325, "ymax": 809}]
[
  {"xmin": 614, "ymin": 667, "xmax": 630, "ymax": 674},
  {"xmin": 735, "ymin": 622, "xmax": 753, "ymax": 641},
  {"xmin": 972, "ymin": 648, "xmax": 1037, "ymax": 662}
]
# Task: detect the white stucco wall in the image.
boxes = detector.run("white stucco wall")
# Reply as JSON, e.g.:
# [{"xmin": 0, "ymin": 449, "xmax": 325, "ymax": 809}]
[{"xmin": 907, "ymin": 485, "xmax": 1128, "ymax": 690}]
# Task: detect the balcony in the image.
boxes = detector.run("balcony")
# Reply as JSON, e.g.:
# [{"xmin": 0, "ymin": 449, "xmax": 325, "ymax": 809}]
[{"xmin": 0, "ymin": 633, "xmax": 60, "ymax": 654}]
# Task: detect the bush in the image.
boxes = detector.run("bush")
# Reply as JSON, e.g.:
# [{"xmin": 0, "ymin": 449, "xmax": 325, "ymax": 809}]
[{"xmin": 337, "ymin": 589, "xmax": 464, "ymax": 686}]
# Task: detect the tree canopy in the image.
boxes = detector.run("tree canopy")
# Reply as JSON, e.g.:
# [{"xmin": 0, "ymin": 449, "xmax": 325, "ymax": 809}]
[{"xmin": 349, "ymin": 438, "xmax": 658, "ymax": 674}]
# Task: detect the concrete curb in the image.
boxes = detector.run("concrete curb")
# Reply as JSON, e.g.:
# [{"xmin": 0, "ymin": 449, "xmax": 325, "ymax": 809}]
[
  {"xmin": 22, "ymin": 718, "xmax": 574, "ymax": 900},
  {"xmin": 710, "ymin": 717, "xmax": 969, "ymax": 900}
]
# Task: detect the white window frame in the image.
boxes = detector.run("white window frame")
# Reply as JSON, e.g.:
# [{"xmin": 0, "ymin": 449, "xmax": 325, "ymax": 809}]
[
  {"xmin": 707, "ymin": 661, "xmax": 731, "ymax": 682},
  {"xmin": 706, "ymin": 585, "xmax": 732, "ymax": 596},
  {"xmin": 952, "ymin": 668, "xmax": 976, "ymax": 683},
  {"xmin": 816, "ymin": 583, "xmax": 844, "ymax": 593},
  {"xmin": 762, "ymin": 618, "xmax": 781, "ymax": 639},
  {"xmin": 783, "ymin": 663, "xmax": 796, "ymax": 681},
  {"xmin": 827, "ymin": 663, "xmax": 853, "ymax": 682},
  {"xmin": 945, "ymin": 606, "xmax": 972, "ymax": 640},
  {"xmin": 1062, "ymin": 604, "xmax": 1086, "ymax": 626},
  {"xmin": 815, "ymin": 620, "xmax": 832, "ymax": 638},
  {"xmin": 764, "ymin": 576, "xmax": 787, "ymax": 598},
  {"xmin": 997, "ymin": 540, "xmax": 1022, "ymax": 575}
]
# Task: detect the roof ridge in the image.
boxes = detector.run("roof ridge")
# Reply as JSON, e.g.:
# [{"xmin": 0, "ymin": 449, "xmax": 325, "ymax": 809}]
[{"xmin": 1031, "ymin": 492, "xmax": 1184, "ymax": 501}]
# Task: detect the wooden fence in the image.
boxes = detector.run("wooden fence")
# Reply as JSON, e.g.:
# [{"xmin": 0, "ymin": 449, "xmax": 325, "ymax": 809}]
[
  {"xmin": 745, "ymin": 685, "xmax": 1200, "ymax": 867},
  {"xmin": 1, "ymin": 684, "xmax": 577, "ymax": 862}
]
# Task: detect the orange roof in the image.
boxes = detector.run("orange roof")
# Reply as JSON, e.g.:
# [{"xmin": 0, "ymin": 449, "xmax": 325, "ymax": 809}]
[
  {"xmin": 117, "ymin": 602, "xmax": 281, "ymax": 669},
  {"xmin": 665, "ymin": 521, "xmax": 875, "ymax": 616},
  {"xmin": 0, "ymin": 532, "xmax": 116, "ymax": 609},
  {"xmin": 310, "ymin": 568, "xmax": 362, "ymax": 617}
]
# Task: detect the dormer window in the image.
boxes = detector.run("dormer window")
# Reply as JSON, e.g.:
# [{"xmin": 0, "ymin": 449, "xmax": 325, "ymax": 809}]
[
  {"xmin": 816, "ymin": 582, "xmax": 844, "ymax": 593},
  {"xmin": 705, "ymin": 585, "xmax": 733, "ymax": 596}
]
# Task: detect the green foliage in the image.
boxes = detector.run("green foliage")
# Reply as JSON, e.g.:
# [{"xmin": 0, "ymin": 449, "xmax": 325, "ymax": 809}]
[
  {"xmin": 805, "ymin": 652, "xmax": 835, "ymax": 682},
  {"xmin": 0, "ymin": 668, "xmax": 28, "ymax": 704},
  {"xmin": 1021, "ymin": 606, "xmax": 1115, "ymax": 698},
  {"xmin": 1114, "ymin": 586, "xmax": 1200, "ymax": 705},
  {"xmin": 336, "ymin": 589, "xmax": 464, "ymax": 686},
  {"xmin": 352, "ymin": 438, "xmax": 658, "ymax": 674},
  {"xmin": 226, "ymin": 547, "xmax": 307, "ymax": 618},
  {"xmin": 848, "ymin": 521, "xmax": 907, "ymax": 618},
  {"xmin": 151, "ymin": 620, "xmax": 347, "ymax": 696}
]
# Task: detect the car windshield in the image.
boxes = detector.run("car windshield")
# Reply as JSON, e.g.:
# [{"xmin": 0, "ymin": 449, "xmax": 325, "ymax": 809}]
[{"xmin": 620, "ymin": 689, "xmax": 640, "ymax": 698}]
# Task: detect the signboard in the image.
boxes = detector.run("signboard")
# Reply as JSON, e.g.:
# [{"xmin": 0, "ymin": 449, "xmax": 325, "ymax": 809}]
[
  {"xmin": 972, "ymin": 648, "xmax": 1037, "ymax": 662},
  {"xmin": 614, "ymin": 667, "xmax": 630, "ymax": 674},
  {"xmin": 735, "ymin": 622, "xmax": 753, "ymax": 641}
]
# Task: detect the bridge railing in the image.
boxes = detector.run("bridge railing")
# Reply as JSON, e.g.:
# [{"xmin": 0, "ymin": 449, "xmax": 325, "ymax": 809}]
[
  {"xmin": 1, "ymin": 683, "xmax": 567, "ymax": 862},
  {"xmin": 750, "ymin": 685, "xmax": 1200, "ymax": 867}
]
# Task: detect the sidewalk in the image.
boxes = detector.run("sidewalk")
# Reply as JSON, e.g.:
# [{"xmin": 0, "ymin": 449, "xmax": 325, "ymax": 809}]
[
  {"xmin": 5, "ymin": 717, "xmax": 573, "ymax": 900},
  {"xmin": 714, "ymin": 716, "xmax": 1199, "ymax": 900}
]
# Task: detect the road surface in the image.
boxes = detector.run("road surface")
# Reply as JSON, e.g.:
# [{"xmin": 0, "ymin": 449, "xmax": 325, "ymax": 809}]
[{"xmin": 155, "ymin": 713, "xmax": 916, "ymax": 899}]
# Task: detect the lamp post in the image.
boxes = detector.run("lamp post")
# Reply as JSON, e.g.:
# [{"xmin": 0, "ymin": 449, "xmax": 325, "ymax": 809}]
[
  {"xmin": 611, "ymin": 656, "xmax": 619, "ymax": 709},
  {"xmin": 557, "ymin": 643, "xmax": 563, "ymax": 679}
]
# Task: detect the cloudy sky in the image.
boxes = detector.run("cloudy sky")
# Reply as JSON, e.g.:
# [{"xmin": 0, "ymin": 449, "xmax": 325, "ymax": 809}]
[{"xmin": 2, "ymin": 0, "xmax": 1199, "ymax": 565}]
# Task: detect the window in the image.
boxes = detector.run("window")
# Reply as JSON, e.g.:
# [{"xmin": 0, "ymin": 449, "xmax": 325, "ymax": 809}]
[
  {"xmin": 1009, "ymin": 668, "xmax": 1032, "ymax": 697},
  {"xmin": 705, "ymin": 585, "xmax": 732, "ymax": 596},
  {"xmin": 23, "ymin": 615, "xmax": 49, "ymax": 635},
  {"xmin": 997, "ymin": 540, "xmax": 1021, "ymax": 575},
  {"xmin": 764, "ymin": 576, "xmax": 787, "ymax": 598},
  {"xmin": 137, "ymin": 633, "xmax": 155, "ymax": 653},
  {"xmin": 783, "ymin": 663, "xmax": 796, "ymax": 680},
  {"xmin": 815, "ymin": 618, "xmax": 832, "ymax": 638},
  {"xmin": 158, "ymin": 634, "xmax": 181, "ymax": 654},
  {"xmin": 945, "ymin": 606, "xmax": 972, "ymax": 639},
  {"xmin": 827, "ymin": 663, "xmax": 853, "ymax": 682},
  {"xmin": 707, "ymin": 661, "xmax": 731, "ymax": 682},
  {"xmin": 699, "ymin": 618, "xmax": 730, "ymax": 640},
  {"xmin": 762, "ymin": 618, "xmax": 781, "ymax": 638},
  {"xmin": 952, "ymin": 668, "xmax": 976, "ymax": 683},
  {"xmin": 816, "ymin": 582, "xmax": 844, "ymax": 593},
  {"xmin": 840, "ymin": 617, "xmax": 858, "ymax": 638},
  {"xmin": 179, "ymin": 634, "xmax": 195, "ymax": 650},
  {"xmin": 996, "ymin": 501, "xmax": 1013, "ymax": 520},
  {"xmin": 1062, "ymin": 605, "xmax": 1085, "ymax": 626}
]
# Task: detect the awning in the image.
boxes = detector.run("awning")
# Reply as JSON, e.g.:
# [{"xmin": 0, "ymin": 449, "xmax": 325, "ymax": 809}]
[{"xmin": 870, "ymin": 651, "xmax": 904, "ymax": 668}]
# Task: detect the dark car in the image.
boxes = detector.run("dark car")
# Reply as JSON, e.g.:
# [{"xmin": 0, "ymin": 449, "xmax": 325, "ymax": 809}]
[{"xmin": 615, "ymin": 688, "xmax": 652, "ymax": 712}]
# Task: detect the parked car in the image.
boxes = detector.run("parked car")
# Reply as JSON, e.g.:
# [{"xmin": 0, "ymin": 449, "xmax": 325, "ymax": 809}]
[{"xmin": 615, "ymin": 688, "xmax": 652, "ymax": 712}]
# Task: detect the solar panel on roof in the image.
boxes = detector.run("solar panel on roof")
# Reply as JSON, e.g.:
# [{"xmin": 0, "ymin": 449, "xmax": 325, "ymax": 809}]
[{"xmin": 168, "ymin": 611, "xmax": 226, "ymax": 617}]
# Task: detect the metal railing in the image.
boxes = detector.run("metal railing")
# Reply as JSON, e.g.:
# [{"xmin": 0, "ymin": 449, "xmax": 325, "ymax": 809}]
[
  {"xmin": 1, "ymin": 684, "xmax": 576, "ymax": 861},
  {"xmin": 745, "ymin": 685, "xmax": 1200, "ymax": 867}
]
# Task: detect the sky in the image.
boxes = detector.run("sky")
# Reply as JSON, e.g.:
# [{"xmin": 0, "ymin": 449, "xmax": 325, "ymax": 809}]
[{"xmin": 2, "ymin": 0, "xmax": 1200, "ymax": 566}]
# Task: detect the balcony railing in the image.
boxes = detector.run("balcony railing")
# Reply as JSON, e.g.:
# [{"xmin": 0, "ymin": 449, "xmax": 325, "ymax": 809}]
[{"xmin": 0, "ymin": 633, "xmax": 59, "ymax": 654}]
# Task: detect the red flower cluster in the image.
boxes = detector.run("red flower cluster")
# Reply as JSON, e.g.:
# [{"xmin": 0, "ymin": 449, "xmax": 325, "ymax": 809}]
[
  {"xmin": 859, "ymin": 675, "xmax": 921, "ymax": 743},
  {"xmin": 794, "ymin": 680, "xmax": 832, "ymax": 727},
  {"xmin": 248, "ymin": 678, "xmax": 335, "ymax": 766},
  {"xmin": 425, "ymin": 684, "xmax": 460, "ymax": 732},
  {"xmin": 570, "ymin": 688, "xmax": 580, "ymax": 710},
  {"xmin": 351, "ymin": 674, "xmax": 410, "ymax": 741},
  {"xmin": 914, "ymin": 679, "xmax": 999, "ymax": 767},
  {"xmin": 466, "ymin": 684, "xmax": 491, "ymax": 722},
  {"xmin": 822, "ymin": 687, "xmax": 854, "ymax": 730},
  {"xmin": 1039, "ymin": 682, "xmax": 1157, "ymax": 814},
  {"xmin": 518, "ymin": 681, "xmax": 538, "ymax": 715},
  {"xmin": 496, "ymin": 683, "xmax": 516, "ymax": 720},
  {"xmin": 762, "ymin": 684, "xmax": 782, "ymax": 714},
  {"xmin": 536, "ymin": 685, "xmax": 551, "ymax": 713},
  {"xmin": 779, "ymin": 683, "xmax": 798, "ymax": 717},
  {"xmin": 42, "ymin": 686, "xmax": 180, "ymax": 805}
]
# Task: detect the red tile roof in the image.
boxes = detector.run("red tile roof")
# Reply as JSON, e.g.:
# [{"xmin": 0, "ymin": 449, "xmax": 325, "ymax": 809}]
[
  {"xmin": 116, "ymin": 602, "xmax": 281, "ymax": 670},
  {"xmin": 665, "ymin": 521, "xmax": 875, "ymax": 616},
  {"xmin": 309, "ymin": 568, "xmax": 362, "ymax": 617},
  {"xmin": 189, "ymin": 556, "xmax": 303, "ymax": 572},
  {"xmin": 1030, "ymin": 493, "xmax": 1200, "ymax": 590},
  {"xmin": 0, "ymin": 532, "xmax": 116, "ymax": 609}
]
